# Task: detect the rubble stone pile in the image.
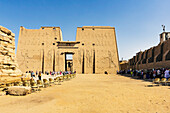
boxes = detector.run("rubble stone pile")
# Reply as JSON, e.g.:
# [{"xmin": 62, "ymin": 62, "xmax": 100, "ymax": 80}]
[{"xmin": 0, "ymin": 26, "xmax": 22, "ymax": 76}]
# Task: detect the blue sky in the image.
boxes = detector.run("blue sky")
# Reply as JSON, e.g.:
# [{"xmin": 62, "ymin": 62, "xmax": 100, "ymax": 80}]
[{"xmin": 0, "ymin": 0, "xmax": 170, "ymax": 60}]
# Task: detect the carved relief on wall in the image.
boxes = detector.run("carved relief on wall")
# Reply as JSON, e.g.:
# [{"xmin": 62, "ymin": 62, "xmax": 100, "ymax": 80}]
[
  {"xmin": 56, "ymin": 51, "xmax": 59, "ymax": 65},
  {"xmin": 108, "ymin": 50, "xmax": 117, "ymax": 68},
  {"xmin": 19, "ymin": 50, "xmax": 28, "ymax": 68},
  {"xmin": 78, "ymin": 50, "xmax": 81, "ymax": 64},
  {"xmin": 86, "ymin": 49, "xmax": 92, "ymax": 68},
  {"xmin": 18, "ymin": 49, "xmax": 40, "ymax": 71},
  {"xmin": 46, "ymin": 50, "xmax": 52, "ymax": 67}
]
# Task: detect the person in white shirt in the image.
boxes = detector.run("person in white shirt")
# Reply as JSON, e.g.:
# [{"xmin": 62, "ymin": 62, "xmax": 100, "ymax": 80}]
[
  {"xmin": 164, "ymin": 69, "xmax": 170, "ymax": 79},
  {"xmin": 157, "ymin": 69, "xmax": 161, "ymax": 78}
]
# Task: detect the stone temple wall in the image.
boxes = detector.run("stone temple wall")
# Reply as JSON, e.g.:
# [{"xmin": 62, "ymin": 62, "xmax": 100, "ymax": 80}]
[
  {"xmin": 17, "ymin": 26, "xmax": 120, "ymax": 74},
  {"xmin": 17, "ymin": 26, "xmax": 62, "ymax": 73},
  {"xmin": 75, "ymin": 26, "xmax": 120, "ymax": 74},
  {"xmin": 0, "ymin": 26, "xmax": 22, "ymax": 76},
  {"xmin": 129, "ymin": 38, "xmax": 170, "ymax": 70}
]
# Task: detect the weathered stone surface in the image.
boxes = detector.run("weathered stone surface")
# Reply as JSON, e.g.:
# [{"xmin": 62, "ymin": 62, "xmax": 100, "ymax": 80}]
[
  {"xmin": 120, "ymin": 60, "xmax": 128, "ymax": 70},
  {"xmin": 75, "ymin": 26, "xmax": 120, "ymax": 74},
  {"xmin": 17, "ymin": 26, "xmax": 120, "ymax": 74},
  {"xmin": 7, "ymin": 86, "xmax": 31, "ymax": 96},
  {"xmin": 128, "ymin": 32, "xmax": 170, "ymax": 70},
  {"xmin": 0, "ymin": 26, "xmax": 11, "ymax": 35},
  {"xmin": 0, "ymin": 25, "xmax": 22, "ymax": 76}
]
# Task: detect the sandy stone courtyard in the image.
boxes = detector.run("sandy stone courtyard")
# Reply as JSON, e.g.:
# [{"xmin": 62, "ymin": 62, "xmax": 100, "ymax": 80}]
[{"xmin": 0, "ymin": 74, "xmax": 170, "ymax": 113}]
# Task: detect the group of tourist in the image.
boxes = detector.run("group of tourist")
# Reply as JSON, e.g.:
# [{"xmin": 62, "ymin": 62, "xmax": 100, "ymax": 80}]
[
  {"xmin": 118, "ymin": 68, "xmax": 170, "ymax": 80},
  {"xmin": 24, "ymin": 71, "xmax": 76, "ymax": 81}
]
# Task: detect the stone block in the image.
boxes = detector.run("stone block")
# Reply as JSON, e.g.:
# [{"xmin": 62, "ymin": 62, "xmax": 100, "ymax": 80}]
[
  {"xmin": 9, "ymin": 74, "xmax": 17, "ymax": 76},
  {"xmin": 0, "ymin": 26, "xmax": 11, "ymax": 35},
  {"xmin": 11, "ymin": 32, "xmax": 15, "ymax": 37},
  {"xmin": 0, "ymin": 25, "xmax": 22, "ymax": 77},
  {"xmin": 7, "ymin": 86, "xmax": 31, "ymax": 96}
]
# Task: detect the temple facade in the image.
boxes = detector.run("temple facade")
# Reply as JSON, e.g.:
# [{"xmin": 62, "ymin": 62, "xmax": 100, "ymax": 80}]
[{"xmin": 17, "ymin": 26, "xmax": 120, "ymax": 74}]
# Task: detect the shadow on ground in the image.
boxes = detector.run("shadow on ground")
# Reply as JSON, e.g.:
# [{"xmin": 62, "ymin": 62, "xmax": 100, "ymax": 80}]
[
  {"xmin": 119, "ymin": 74, "xmax": 152, "ymax": 82},
  {"xmin": 119, "ymin": 74, "xmax": 169, "ymax": 87}
]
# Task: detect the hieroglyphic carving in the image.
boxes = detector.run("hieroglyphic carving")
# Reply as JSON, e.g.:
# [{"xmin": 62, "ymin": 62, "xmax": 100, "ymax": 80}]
[
  {"xmin": 108, "ymin": 50, "xmax": 117, "ymax": 68},
  {"xmin": 17, "ymin": 26, "xmax": 119, "ymax": 74},
  {"xmin": 46, "ymin": 50, "xmax": 52, "ymax": 68},
  {"xmin": 19, "ymin": 50, "xmax": 28, "ymax": 68},
  {"xmin": 78, "ymin": 50, "xmax": 81, "ymax": 64},
  {"xmin": 86, "ymin": 49, "xmax": 92, "ymax": 67},
  {"xmin": 56, "ymin": 51, "xmax": 59, "ymax": 65}
]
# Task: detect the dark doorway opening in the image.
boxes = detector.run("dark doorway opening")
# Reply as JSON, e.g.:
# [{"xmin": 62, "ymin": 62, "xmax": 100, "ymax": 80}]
[{"xmin": 65, "ymin": 53, "xmax": 73, "ymax": 71}]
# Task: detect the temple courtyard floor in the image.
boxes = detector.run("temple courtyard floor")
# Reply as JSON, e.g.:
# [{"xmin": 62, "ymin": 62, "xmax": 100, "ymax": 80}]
[{"xmin": 0, "ymin": 74, "xmax": 170, "ymax": 113}]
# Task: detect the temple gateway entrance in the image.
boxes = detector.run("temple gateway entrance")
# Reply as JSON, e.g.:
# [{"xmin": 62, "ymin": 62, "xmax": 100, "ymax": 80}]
[
  {"xmin": 65, "ymin": 53, "xmax": 73, "ymax": 71},
  {"xmin": 17, "ymin": 26, "xmax": 120, "ymax": 74}
]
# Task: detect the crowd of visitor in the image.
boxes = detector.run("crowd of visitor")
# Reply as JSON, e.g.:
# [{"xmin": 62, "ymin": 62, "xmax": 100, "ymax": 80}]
[
  {"xmin": 118, "ymin": 68, "xmax": 170, "ymax": 80},
  {"xmin": 24, "ymin": 71, "xmax": 76, "ymax": 80}
]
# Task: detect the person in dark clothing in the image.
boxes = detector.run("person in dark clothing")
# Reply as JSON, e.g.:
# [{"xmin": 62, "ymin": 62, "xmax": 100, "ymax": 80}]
[
  {"xmin": 150, "ymin": 70, "xmax": 153, "ymax": 79},
  {"xmin": 141, "ymin": 70, "xmax": 144, "ymax": 79},
  {"xmin": 36, "ymin": 71, "xmax": 38, "ymax": 76},
  {"xmin": 38, "ymin": 71, "xmax": 41, "ymax": 80},
  {"xmin": 146, "ymin": 70, "xmax": 150, "ymax": 79},
  {"xmin": 134, "ymin": 70, "xmax": 136, "ymax": 76}
]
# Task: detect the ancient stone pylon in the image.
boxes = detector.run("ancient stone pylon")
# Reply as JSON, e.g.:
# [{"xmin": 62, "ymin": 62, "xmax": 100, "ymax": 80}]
[
  {"xmin": 75, "ymin": 26, "xmax": 120, "ymax": 74},
  {"xmin": 17, "ymin": 26, "xmax": 120, "ymax": 74}
]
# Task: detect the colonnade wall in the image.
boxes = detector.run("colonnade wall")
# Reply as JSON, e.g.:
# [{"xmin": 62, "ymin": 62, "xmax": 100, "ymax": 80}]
[{"xmin": 129, "ymin": 38, "xmax": 170, "ymax": 70}]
